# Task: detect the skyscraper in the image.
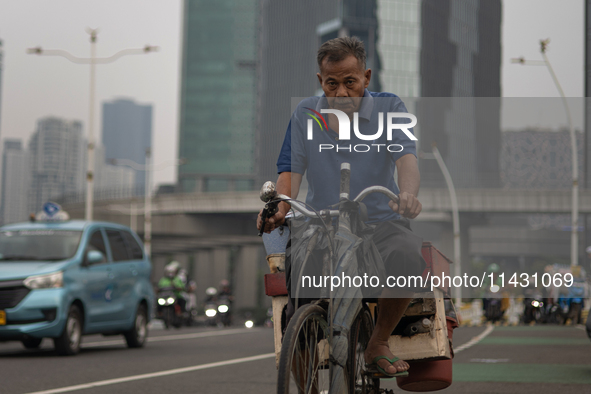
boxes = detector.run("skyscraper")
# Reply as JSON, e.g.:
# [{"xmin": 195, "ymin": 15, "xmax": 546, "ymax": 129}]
[
  {"xmin": 257, "ymin": 0, "xmax": 386, "ymax": 186},
  {"xmin": 102, "ymin": 98, "xmax": 152, "ymax": 191},
  {"xmin": 28, "ymin": 117, "xmax": 84, "ymax": 213},
  {"xmin": 94, "ymin": 145, "xmax": 136, "ymax": 200},
  {"xmin": 1, "ymin": 140, "xmax": 29, "ymax": 224},
  {"xmin": 418, "ymin": 0, "xmax": 502, "ymax": 188},
  {"xmin": 0, "ymin": 38, "xmax": 4, "ymax": 138},
  {"xmin": 178, "ymin": 0, "xmax": 259, "ymax": 193},
  {"xmin": 376, "ymin": 0, "xmax": 421, "ymax": 97},
  {"xmin": 256, "ymin": 0, "xmax": 339, "ymax": 187}
]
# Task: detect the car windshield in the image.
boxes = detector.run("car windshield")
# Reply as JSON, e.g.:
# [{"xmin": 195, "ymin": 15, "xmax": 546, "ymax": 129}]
[{"xmin": 0, "ymin": 230, "xmax": 83, "ymax": 261}]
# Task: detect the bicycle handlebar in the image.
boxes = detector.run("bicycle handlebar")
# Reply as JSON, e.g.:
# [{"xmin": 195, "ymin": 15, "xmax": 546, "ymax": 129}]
[{"xmin": 258, "ymin": 163, "xmax": 400, "ymax": 235}]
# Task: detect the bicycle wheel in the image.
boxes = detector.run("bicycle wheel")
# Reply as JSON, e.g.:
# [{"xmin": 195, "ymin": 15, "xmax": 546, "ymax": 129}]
[
  {"xmin": 348, "ymin": 306, "xmax": 380, "ymax": 394},
  {"xmin": 277, "ymin": 303, "xmax": 331, "ymax": 394}
]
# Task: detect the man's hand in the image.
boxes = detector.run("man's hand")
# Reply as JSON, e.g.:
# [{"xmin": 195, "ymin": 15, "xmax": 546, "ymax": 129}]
[
  {"xmin": 257, "ymin": 207, "xmax": 287, "ymax": 234},
  {"xmin": 389, "ymin": 192, "xmax": 422, "ymax": 219}
]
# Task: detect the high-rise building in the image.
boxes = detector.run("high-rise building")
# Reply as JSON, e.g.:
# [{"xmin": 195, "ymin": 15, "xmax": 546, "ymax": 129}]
[
  {"xmin": 376, "ymin": 0, "xmax": 422, "ymax": 98},
  {"xmin": 94, "ymin": 145, "xmax": 136, "ymax": 200},
  {"xmin": 28, "ymin": 117, "xmax": 84, "ymax": 213},
  {"xmin": 501, "ymin": 128, "xmax": 584, "ymax": 189},
  {"xmin": 0, "ymin": 38, "xmax": 4, "ymax": 138},
  {"xmin": 102, "ymin": 98, "xmax": 152, "ymax": 191},
  {"xmin": 178, "ymin": 0, "xmax": 259, "ymax": 193},
  {"xmin": 257, "ymin": 0, "xmax": 385, "ymax": 186},
  {"xmin": 256, "ymin": 0, "xmax": 501, "ymax": 188},
  {"xmin": 256, "ymin": 0, "xmax": 339, "ymax": 187},
  {"xmin": 1, "ymin": 140, "xmax": 29, "ymax": 224},
  {"xmin": 418, "ymin": 0, "xmax": 502, "ymax": 188},
  {"xmin": 181, "ymin": 1, "xmax": 501, "ymax": 190}
]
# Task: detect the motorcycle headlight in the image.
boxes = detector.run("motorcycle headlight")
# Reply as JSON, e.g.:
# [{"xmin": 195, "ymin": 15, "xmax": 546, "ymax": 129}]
[
  {"xmin": 167, "ymin": 297, "xmax": 175, "ymax": 305},
  {"xmin": 205, "ymin": 309, "xmax": 217, "ymax": 317},
  {"xmin": 218, "ymin": 304, "xmax": 229, "ymax": 313},
  {"xmin": 532, "ymin": 300, "xmax": 539, "ymax": 307},
  {"xmin": 158, "ymin": 298, "xmax": 166, "ymax": 306},
  {"xmin": 245, "ymin": 320, "xmax": 254, "ymax": 329},
  {"xmin": 24, "ymin": 271, "xmax": 63, "ymax": 289}
]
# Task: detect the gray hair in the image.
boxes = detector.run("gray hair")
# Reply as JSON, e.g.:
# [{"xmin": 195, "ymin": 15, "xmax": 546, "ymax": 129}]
[{"xmin": 317, "ymin": 36, "xmax": 367, "ymax": 72}]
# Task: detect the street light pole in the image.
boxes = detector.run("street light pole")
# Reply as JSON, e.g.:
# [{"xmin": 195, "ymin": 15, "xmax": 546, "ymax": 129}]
[
  {"xmin": 27, "ymin": 30, "xmax": 159, "ymax": 221},
  {"xmin": 87, "ymin": 29, "xmax": 97, "ymax": 222},
  {"xmin": 422, "ymin": 145, "xmax": 462, "ymax": 307},
  {"xmin": 512, "ymin": 39, "xmax": 579, "ymax": 266},
  {"xmin": 144, "ymin": 148, "xmax": 152, "ymax": 258}
]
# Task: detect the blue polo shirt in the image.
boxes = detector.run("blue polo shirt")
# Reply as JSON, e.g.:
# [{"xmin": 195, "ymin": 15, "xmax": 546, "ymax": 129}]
[{"xmin": 277, "ymin": 90, "xmax": 417, "ymax": 223}]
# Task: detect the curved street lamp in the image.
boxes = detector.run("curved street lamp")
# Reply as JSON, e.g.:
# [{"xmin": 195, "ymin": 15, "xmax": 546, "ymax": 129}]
[
  {"xmin": 511, "ymin": 38, "xmax": 579, "ymax": 267},
  {"xmin": 27, "ymin": 28, "xmax": 159, "ymax": 222}
]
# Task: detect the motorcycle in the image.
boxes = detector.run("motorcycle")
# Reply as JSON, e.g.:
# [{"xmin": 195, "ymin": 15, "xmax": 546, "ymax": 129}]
[
  {"xmin": 217, "ymin": 295, "xmax": 232, "ymax": 327},
  {"xmin": 483, "ymin": 296, "xmax": 504, "ymax": 323},
  {"xmin": 204, "ymin": 302, "xmax": 218, "ymax": 327},
  {"xmin": 156, "ymin": 287, "xmax": 183, "ymax": 329},
  {"xmin": 522, "ymin": 292, "xmax": 544, "ymax": 324}
]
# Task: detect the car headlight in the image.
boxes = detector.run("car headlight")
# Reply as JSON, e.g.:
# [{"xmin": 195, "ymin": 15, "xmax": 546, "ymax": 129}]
[
  {"xmin": 24, "ymin": 271, "xmax": 63, "ymax": 289},
  {"xmin": 205, "ymin": 309, "xmax": 217, "ymax": 317},
  {"xmin": 167, "ymin": 297, "xmax": 175, "ymax": 305},
  {"xmin": 218, "ymin": 304, "xmax": 229, "ymax": 313},
  {"xmin": 158, "ymin": 298, "xmax": 166, "ymax": 306}
]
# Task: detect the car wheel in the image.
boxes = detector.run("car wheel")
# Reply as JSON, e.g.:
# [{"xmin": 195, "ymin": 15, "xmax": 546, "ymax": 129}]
[
  {"xmin": 124, "ymin": 304, "xmax": 148, "ymax": 348},
  {"xmin": 54, "ymin": 304, "xmax": 82, "ymax": 356},
  {"xmin": 21, "ymin": 337, "xmax": 43, "ymax": 349}
]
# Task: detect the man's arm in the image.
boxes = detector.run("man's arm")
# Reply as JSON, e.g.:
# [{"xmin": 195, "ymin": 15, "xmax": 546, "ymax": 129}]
[
  {"xmin": 257, "ymin": 171, "xmax": 302, "ymax": 233},
  {"xmin": 389, "ymin": 154, "xmax": 422, "ymax": 219}
]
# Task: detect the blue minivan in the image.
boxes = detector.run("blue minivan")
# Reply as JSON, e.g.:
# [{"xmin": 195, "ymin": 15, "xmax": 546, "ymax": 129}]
[{"xmin": 0, "ymin": 209, "xmax": 154, "ymax": 355}]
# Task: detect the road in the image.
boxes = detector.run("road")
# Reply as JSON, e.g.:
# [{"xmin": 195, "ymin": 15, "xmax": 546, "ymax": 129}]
[{"xmin": 0, "ymin": 322, "xmax": 589, "ymax": 393}]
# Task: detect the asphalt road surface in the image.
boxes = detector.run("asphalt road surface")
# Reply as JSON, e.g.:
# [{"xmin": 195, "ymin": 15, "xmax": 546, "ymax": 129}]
[{"xmin": 1, "ymin": 322, "xmax": 589, "ymax": 393}]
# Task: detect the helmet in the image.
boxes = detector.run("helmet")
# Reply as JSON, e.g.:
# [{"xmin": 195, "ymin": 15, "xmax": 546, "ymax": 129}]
[
  {"xmin": 487, "ymin": 263, "xmax": 500, "ymax": 273},
  {"xmin": 219, "ymin": 279, "xmax": 229, "ymax": 288},
  {"xmin": 206, "ymin": 287, "xmax": 218, "ymax": 296},
  {"xmin": 164, "ymin": 261, "xmax": 180, "ymax": 278}
]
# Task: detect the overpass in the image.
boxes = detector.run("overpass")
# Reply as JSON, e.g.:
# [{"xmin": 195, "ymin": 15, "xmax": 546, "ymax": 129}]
[
  {"xmin": 60, "ymin": 188, "xmax": 591, "ymax": 311},
  {"xmin": 90, "ymin": 188, "xmax": 591, "ymax": 215}
]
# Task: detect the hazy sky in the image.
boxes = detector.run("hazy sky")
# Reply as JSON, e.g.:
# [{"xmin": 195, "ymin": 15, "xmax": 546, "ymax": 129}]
[{"xmin": 0, "ymin": 0, "xmax": 585, "ymax": 187}]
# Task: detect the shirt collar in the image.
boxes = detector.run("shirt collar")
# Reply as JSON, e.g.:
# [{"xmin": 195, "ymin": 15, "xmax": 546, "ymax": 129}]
[{"xmin": 315, "ymin": 89, "xmax": 374, "ymax": 121}]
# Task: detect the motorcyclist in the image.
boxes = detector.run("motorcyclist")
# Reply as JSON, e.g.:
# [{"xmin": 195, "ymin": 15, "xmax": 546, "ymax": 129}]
[
  {"xmin": 218, "ymin": 279, "xmax": 233, "ymax": 299},
  {"xmin": 217, "ymin": 279, "xmax": 234, "ymax": 326},
  {"xmin": 204, "ymin": 287, "xmax": 218, "ymax": 303},
  {"xmin": 157, "ymin": 261, "xmax": 186, "ymax": 312},
  {"xmin": 481, "ymin": 263, "xmax": 506, "ymax": 322}
]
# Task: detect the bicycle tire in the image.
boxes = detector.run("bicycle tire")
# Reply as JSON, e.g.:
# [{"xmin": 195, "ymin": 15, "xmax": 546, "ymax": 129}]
[
  {"xmin": 348, "ymin": 306, "xmax": 380, "ymax": 394},
  {"xmin": 277, "ymin": 303, "xmax": 332, "ymax": 394}
]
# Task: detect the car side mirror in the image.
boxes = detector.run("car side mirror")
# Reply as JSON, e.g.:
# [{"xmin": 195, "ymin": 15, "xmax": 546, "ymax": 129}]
[{"xmin": 85, "ymin": 250, "xmax": 106, "ymax": 266}]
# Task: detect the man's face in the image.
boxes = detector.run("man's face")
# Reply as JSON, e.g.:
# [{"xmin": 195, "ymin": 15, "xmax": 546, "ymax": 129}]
[{"xmin": 317, "ymin": 55, "xmax": 371, "ymax": 114}]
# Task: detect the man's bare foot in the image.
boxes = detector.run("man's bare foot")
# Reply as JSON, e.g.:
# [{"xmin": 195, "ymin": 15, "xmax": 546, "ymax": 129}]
[{"xmin": 364, "ymin": 340, "xmax": 409, "ymax": 375}]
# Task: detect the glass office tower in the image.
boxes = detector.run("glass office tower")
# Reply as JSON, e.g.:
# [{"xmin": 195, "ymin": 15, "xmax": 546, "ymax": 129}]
[
  {"xmin": 419, "ymin": 0, "xmax": 502, "ymax": 188},
  {"xmin": 178, "ymin": 0, "xmax": 259, "ymax": 192}
]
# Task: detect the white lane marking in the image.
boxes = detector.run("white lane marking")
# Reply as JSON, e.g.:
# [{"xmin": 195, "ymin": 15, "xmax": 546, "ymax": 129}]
[
  {"xmin": 454, "ymin": 325, "xmax": 494, "ymax": 354},
  {"xmin": 82, "ymin": 328, "xmax": 259, "ymax": 348},
  {"xmin": 25, "ymin": 352, "xmax": 275, "ymax": 394}
]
